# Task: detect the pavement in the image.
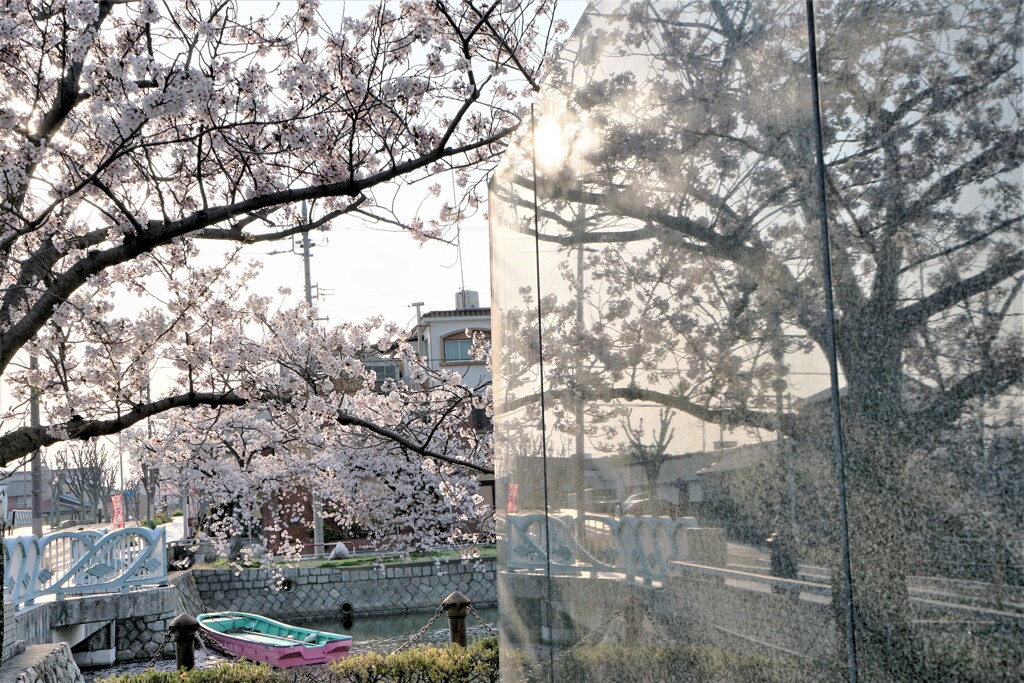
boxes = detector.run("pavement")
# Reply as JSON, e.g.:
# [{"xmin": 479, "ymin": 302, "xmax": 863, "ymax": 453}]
[{"xmin": 5, "ymin": 516, "xmax": 185, "ymax": 542}]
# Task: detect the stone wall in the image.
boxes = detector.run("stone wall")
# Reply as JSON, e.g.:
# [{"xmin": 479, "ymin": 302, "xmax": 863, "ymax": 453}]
[
  {"xmin": 2, "ymin": 601, "xmax": 25, "ymax": 663},
  {"xmin": 190, "ymin": 557, "xmax": 497, "ymax": 621},
  {"xmin": 6, "ymin": 589, "xmax": 178, "ymax": 665},
  {"xmin": 112, "ymin": 605, "xmax": 176, "ymax": 663},
  {"xmin": 0, "ymin": 643, "xmax": 84, "ymax": 683}
]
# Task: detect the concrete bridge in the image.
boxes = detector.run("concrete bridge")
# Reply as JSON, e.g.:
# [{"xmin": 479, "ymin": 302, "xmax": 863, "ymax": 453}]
[
  {"xmin": 6, "ymin": 586, "xmax": 178, "ymax": 668},
  {"xmin": 2, "ymin": 527, "xmax": 178, "ymax": 677}
]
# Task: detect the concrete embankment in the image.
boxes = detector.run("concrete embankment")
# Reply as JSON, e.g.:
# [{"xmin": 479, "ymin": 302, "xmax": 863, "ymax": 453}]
[
  {"xmin": 0, "ymin": 555, "xmax": 496, "ymax": 681},
  {"xmin": 181, "ymin": 557, "xmax": 498, "ymax": 620}
]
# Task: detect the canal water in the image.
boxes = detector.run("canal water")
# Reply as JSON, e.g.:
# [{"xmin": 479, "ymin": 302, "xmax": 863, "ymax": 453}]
[{"xmin": 84, "ymin": 608, "xmax": 499, "ymax": 681}]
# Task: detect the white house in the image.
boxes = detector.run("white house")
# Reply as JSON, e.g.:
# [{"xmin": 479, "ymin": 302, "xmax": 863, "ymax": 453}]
[{"xmin": 409, "ymin": 289, "xmax": 492, "ymax": 391}]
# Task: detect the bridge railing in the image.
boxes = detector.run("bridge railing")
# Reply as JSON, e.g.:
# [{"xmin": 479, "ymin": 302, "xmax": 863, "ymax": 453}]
[{"xmin": 4, "ymin": 526, "xmax": 168, "ymax": 610}]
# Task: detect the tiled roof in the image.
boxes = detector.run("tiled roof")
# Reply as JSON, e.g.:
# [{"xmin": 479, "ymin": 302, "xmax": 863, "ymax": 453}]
[{"xmin": 421, "ymin": 308, "xmax": 491, "ymax": 319}]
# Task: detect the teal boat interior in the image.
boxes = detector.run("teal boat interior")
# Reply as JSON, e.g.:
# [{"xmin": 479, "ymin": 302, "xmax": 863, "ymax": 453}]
[{"xmin": 199, "ymin": 612, "xmax": 351, "ymax": 647}]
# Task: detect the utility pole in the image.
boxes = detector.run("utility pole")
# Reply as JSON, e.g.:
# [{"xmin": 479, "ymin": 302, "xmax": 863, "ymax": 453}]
[
  {"xmin": 410, "ymin": 302, "xmax": 425, "ymax": 360},
  {"xmin": 30, "ymin": 355, "xmax": 43, "ymax": 537},
  {"xmin": 299, "ymin": 200, "xmax": 325, "ymax": 558}
]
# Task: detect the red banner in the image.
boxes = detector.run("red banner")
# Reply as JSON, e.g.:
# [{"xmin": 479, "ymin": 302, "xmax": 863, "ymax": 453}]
[
  {"xmin": 507, "ymin": 483, "xmax": 518, "ymax": 513},
  {"xmin": 111, "ymin": 494, "xmax": 125, "ymax": 529}
]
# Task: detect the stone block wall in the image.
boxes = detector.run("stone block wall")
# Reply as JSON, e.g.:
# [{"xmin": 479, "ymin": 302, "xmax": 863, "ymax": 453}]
[
  {"xmin": 0, "ymin": 643, "xmax": 84, "ymax": 683},
  {"xmin": 191, "ymin": 557, "xmax": 497, "ymax": 620},
  {"xmin": 114, "ymin": 609, "xmax": 175, "ymax": 663},
  {"xmin": 2, "ymin": 601, "xmax": 25, "ymax": 663}
]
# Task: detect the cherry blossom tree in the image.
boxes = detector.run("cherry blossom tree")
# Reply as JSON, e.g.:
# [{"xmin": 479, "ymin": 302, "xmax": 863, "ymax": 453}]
[
  {"xmin": 124, "ymin": 308, "xmax": 495, "ymax": 559},
  {"xmin": 0, "ymin": 0, "xmax": 562, "ymax": 619}
]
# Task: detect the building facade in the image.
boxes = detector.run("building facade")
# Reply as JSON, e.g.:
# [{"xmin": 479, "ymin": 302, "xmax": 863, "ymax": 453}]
[{"xmin": 409, "ymin": 290, "xmax": 491, "ymax": 391}]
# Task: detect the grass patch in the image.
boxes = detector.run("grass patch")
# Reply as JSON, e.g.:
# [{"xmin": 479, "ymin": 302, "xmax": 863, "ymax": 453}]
[{"xmin": 194, "ymin": 546, "xmax": 496, "ymax": 571}]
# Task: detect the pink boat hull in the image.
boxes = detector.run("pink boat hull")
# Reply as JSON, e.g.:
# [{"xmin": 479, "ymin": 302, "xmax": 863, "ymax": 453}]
[{"xmin": 202, "ymin": 627, "xmax": 353, "ymax": 667}]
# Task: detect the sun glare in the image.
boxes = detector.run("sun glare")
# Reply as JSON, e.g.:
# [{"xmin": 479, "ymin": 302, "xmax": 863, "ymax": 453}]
[{"xmin": 532, "ymin": 114, "xmax": 596, "ymax": 174}]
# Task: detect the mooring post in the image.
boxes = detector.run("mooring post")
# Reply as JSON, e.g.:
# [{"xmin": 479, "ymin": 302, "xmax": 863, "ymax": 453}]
[
  {"xmin": 442, "ymin": 590, "xmax": 471, "ymax": 647},
  {"xmin": 169, "ymin": 613, "xmax": 199, "ymax": 670}
]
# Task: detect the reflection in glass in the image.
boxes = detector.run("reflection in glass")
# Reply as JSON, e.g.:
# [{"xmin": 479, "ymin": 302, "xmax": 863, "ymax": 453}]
[{"xmin": 492, "ymin": 2, "xmax": 1022, "ymax": 682}]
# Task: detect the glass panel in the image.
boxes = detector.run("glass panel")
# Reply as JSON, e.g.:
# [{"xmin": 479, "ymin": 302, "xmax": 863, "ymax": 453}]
[
  {"xmin": 815, "ymin": 2, "xmax": 1024, "ymax": 680},
  {"xmin": 491, "ymin": 1, "xmax": 862, "ymax": 681},
  {"xmin": 490, "ymin": 97, "xmax": 549, "ymax": 658},
  {"xmin": 494, "ymin": 2, "xmax": 1022, "ymax": 681}
]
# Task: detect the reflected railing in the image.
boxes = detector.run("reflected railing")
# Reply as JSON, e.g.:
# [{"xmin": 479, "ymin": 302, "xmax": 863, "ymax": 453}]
[
  {"xmin": 506, "ymin": 512, "xmax": 716, "ymax": 582},
  {"xmin": 506, "ymin": 511, "xmax": 1024, "ymax": 624}
]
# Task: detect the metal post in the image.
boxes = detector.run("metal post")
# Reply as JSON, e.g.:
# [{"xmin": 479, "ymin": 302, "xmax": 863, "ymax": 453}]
[
  {"xmin": 181, "ymin": 487, "xmax": 189, "ymax": 540},
  {"xmin": 169, "ymin": 614, "xmax": 199, "ymax": 670},
  {"xmin": 442, "ymin": 591, "xmax": 471, "ymax": 647},
  {"xmin": 806, "ymin": 2, "xmax": 858, "ymax": 680},
  {"xmin": 300, "ymin": 201, "xmax": 325, "ymax": 558},
  {"xmin": 29, "ymin": 355, "xmax": 43, "ymax": 537}
]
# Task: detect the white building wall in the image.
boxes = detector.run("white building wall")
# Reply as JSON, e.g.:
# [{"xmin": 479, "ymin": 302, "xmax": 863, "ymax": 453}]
[{"xmin": 422, "ymin": 315, "xmax": 491, "ymax": 389}]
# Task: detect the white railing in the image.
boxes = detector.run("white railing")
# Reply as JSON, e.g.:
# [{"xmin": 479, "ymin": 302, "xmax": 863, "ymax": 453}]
[{"xmin": 4, "ymin": 526, "xmax": 168, "ymax": 610}]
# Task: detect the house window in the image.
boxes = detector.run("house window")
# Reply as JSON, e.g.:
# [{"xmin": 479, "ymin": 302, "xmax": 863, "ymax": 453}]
[
  {"xmin": 441, "ymin": 330, "xmax": 490, "ymax": 364},
  {"xmin": 366, "ymin": 362, "xmax": 400, "ymax": 388},
  {"xmin": 443, "ymin": 338, "xmax": 474, "ymax": 362}
]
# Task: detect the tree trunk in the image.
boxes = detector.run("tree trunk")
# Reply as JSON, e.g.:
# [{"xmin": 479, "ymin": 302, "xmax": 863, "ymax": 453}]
[
  {"xmin": 840, "ymin": 391, "xmax": 926, "ymax": 682},
  {"xmin": 844, "ymin": 464, "xmax": 919, "ymax": 682}
]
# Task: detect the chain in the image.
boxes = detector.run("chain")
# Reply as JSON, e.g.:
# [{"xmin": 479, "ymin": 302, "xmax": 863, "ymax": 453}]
[
  {"xmin": 144, "ymin": 628, "xmax": 173, "ymax": 669},
  {"xmin": 390, "ymin": 603, "xmax": 445, "ymax": 655},
  {"xmin": 467, "ymin": 603, "xmax": 497, "ymax": 637}
]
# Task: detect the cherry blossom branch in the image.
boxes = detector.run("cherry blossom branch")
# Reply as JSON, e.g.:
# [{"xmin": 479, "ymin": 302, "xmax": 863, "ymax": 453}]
[
  {"xmin": 334, "ymin": 411, "xmax": 493, "ymax": 475},
  {"xmin": 0, "ymin": 384, "xmax": 492, "ymax": 475},
  {"xmin": 0, "ymin": 122, "xmax": 518, "ymax": 374},
  {"xmin": 0, "ymin": 391, "xmax": 245, "ymax": 466},
  {"xmin": 898, "ymin": 249, "xmax": 1024, "ymax": 331}
]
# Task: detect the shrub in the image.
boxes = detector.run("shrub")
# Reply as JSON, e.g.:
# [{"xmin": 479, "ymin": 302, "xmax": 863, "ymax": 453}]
[
  {"xmin": 100, "ymin": 641, "xmax": 500, "ymax": 683},
  {"xmin": 99, "ymin": 662, "xmax": 279, "ymax": 683},
  {"xmin": 145, "ymin": 512, "xmax": 173, "ymax": 529},
  {"xmin": 331, "ymin": 639, "xmax": 499, "ymax": 683}
]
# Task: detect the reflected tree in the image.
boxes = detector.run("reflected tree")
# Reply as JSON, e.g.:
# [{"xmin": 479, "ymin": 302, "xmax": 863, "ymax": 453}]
[
  {"xmin": 622, "ymin": 408, "xmax": 675, "ymax": 500},
  {"xmin": 498, "ymin": 0, "xmax": 1022, "ymax": 679}
]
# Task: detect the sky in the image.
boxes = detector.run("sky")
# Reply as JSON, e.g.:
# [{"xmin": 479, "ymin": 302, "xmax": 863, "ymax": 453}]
[{"xmin": 222, "ymin": 1, "xmax": 590, "ymax": 329}]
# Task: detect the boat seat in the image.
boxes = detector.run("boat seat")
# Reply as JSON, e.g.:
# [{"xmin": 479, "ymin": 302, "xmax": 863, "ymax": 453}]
[{"xmin": 235, "ymin": 630, "xmax": 310, "ymax": 647}]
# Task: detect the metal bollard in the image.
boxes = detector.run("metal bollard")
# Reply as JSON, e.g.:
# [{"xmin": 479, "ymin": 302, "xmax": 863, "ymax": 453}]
[
  {"xmin": 169, "ymin": 613, "xmax": 199, "ymax": 670},
  {"xmin": 442, "ymin": 591, "xmax": 471, "ymax": 647}
]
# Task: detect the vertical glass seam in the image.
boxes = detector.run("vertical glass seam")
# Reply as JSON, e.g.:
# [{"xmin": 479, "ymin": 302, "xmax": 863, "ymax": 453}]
[
  {"xmin": 805, "ymin": 2, "xmax": 859, "ymax": 682},
  {"xmin": 529, "ymin": 104, "xmax": 557, "ymax": 682}
]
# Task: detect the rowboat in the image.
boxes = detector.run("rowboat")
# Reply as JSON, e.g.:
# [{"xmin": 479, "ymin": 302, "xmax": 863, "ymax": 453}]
[{"xmin": 197, "ymin": 611, "xmax": 353, "ymax": 667}]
